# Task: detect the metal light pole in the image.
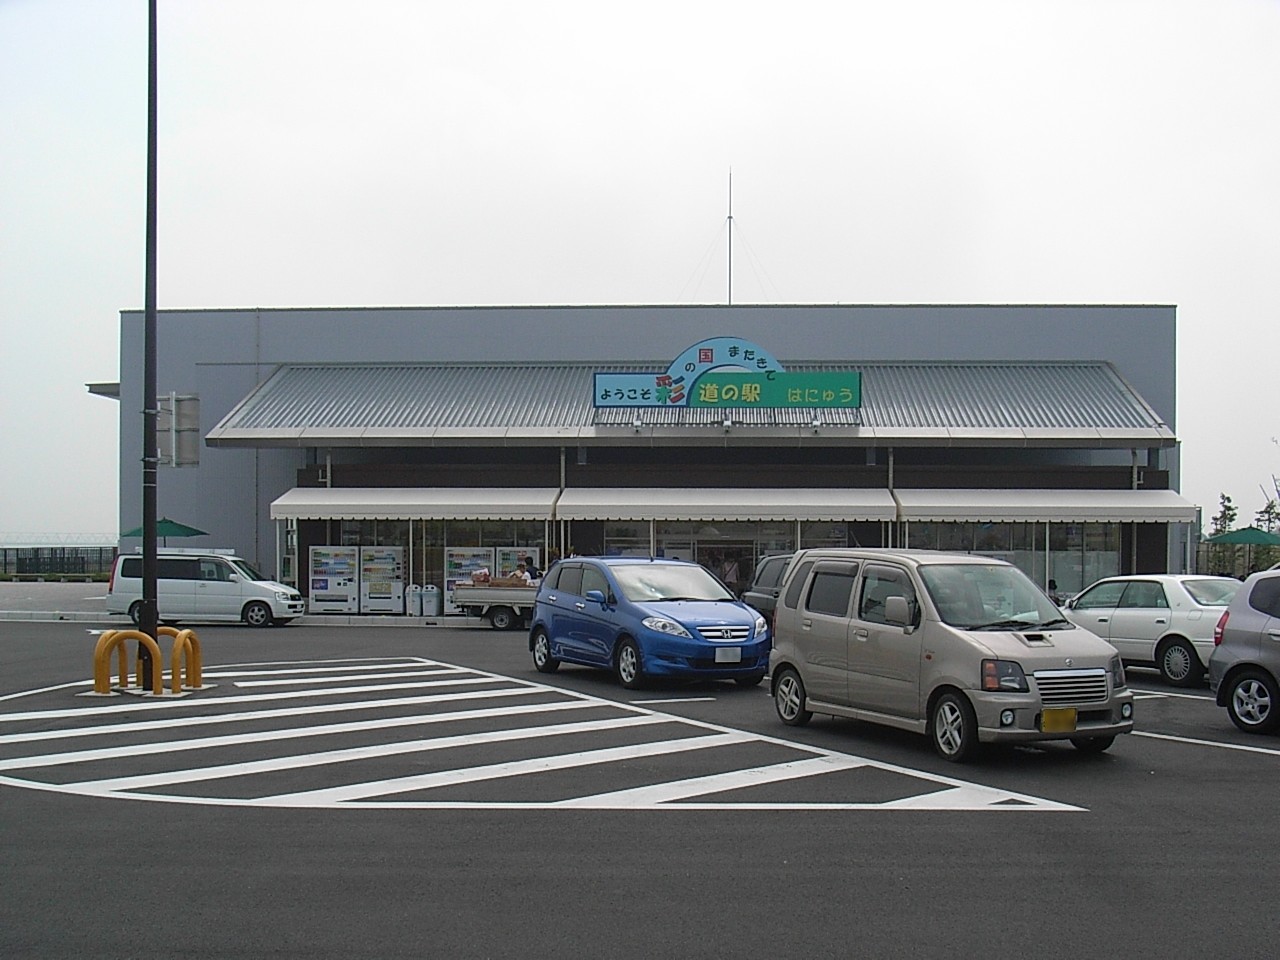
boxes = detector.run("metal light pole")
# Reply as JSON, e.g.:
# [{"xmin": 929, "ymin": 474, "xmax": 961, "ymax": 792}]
[{"xmin": 139, "ymin": 0, "xmax": 160, "ymax": 683}]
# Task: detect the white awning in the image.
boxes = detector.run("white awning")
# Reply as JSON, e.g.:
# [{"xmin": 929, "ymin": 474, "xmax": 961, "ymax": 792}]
[
  {"xmin": 269, "ymin": 487, "xmax": 560, "ymax": 521},
  {"xmin": 893, "ymin": 489, "xmax": 1200, "ymax": 523},
  {"xmin": 554, "ymin": 488, "xmax": 898, "ymax": 522}
]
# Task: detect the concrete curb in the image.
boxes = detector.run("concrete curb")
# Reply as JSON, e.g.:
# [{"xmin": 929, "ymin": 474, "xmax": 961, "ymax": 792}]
[
  {"xmin": 0, "ymin": 611, "xmax": 131, "ymax": 623},
  {"xmin": 0, "ymin": 610, "xmax": 485, "ymax": 629}
]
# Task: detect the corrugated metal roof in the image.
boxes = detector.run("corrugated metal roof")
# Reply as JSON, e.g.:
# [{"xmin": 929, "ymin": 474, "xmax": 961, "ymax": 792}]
[{"xmin": 206, "ymin": 360, "xmax": 1174, "ymax": 447}]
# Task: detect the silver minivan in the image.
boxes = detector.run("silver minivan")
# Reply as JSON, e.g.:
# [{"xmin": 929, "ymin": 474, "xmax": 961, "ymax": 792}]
[{"xmin": 769, "ymin": 549, "xmax": 1134, "ymax": 761}]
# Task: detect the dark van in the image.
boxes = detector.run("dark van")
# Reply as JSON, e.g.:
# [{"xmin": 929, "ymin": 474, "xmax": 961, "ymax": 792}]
[{"xmin": 741, "ymin": 553, "xmax": 793, "ymax": 619}]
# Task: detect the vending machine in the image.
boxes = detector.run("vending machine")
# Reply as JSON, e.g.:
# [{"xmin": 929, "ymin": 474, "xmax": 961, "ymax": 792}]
[
  {"xmin": 309, "ymin": 546, "xmax": 359, "ymax": 613},
  {"xmin": 359, "ymin": 546, "xmax": 405, "ymax": 614}
]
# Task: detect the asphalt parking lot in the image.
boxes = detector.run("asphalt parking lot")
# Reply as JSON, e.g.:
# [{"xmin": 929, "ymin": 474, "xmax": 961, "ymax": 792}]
[{"xmin": 2, "ymin": 586, "xmax": 1279, "ymax": 958}]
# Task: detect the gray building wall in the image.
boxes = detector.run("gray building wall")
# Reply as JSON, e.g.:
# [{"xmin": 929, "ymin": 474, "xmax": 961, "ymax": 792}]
[{"xmin": 116, "ymin": 304, "xmax": 1179, "ymax": 569}]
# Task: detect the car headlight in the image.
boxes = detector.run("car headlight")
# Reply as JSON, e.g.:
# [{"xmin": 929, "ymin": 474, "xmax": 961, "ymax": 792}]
[
  {"xmin": 754, "ymin": 615, "xmax": 768, "ymax": 636},
  {"xmin": 1110, "ymin": 655, "xmax": 1127, "ymax": 690},
  {"xmin": 274, "ymin": 591, "xmax": 291, "ymax": 602},
  {"xmin": 981, "ymin": 658, "xmax": 1029, "ymax": 692},
  {"xmin": 642, "ymin": 616, "xmax": 692, "ymax": 638}
]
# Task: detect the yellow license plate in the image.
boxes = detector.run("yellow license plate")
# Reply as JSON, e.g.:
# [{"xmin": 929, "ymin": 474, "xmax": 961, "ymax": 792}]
[{"xmin": 1041, "ymin": 707, "xmax": 1078, "ymax": 733}]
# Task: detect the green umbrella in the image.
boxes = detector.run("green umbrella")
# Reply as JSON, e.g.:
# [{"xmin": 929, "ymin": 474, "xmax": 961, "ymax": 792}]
[
  {"xmin": 1202, "ymin": 526, "xmax": 1280, "ymax": 546},
  {"xmin": 121, "ymin": 517, "xmax": 209, "ymax": 545}
]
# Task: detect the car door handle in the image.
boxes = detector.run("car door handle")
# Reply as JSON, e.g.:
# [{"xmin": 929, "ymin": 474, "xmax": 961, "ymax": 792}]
[
  {"xmin": 546, "ymin": 594, "xmax": 557, "ymax": 602},
  {"xmin": 1096, "ymin": 617, "xmax": 1109, "ymax": 623},
  {"xmin": 1268, "ymin": 630, "xmax": 1280, "ymax": 641},
  {"xmin": 574, "ymin": 602, "xmax": 586, "ymax": 610},
  {"xmin": 801, "ymin": 618, "xmax": 812, "ymax": 630},
  {"xmin": 854, "ymin": 629, "xmax": 869, "ymax": 640},
  {"xmin": 1155, "ymin": 618, "xmax": 1167, "ymax": 624}
]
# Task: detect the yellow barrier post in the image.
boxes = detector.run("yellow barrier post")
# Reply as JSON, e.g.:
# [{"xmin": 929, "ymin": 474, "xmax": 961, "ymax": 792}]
[
  {"xmin": 91, "ymin": 630, "xmax": 128, "ymax": 695},
  {"xmin": 158, "ymin": 626, "xmax": 205, "ymax": 692},
  {"xmin": 181, "ymin": 629, "xmax": 204, "ymax": 689},
  {"xmin": 88, "ymin": 628, "xmax": 207, "ymax": 699},
  {"xmin": 96, "ymin": 630, "xmax": 164, "ymax": 696}
]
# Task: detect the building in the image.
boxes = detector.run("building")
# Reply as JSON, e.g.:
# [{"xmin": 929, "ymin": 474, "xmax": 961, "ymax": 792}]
[{"xmin": 100, "ymin": 304, "xmax": 1198, "ymax": 612}]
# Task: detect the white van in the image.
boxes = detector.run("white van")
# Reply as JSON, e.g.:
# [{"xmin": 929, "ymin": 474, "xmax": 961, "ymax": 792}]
[{"xmin": 106, "ymin": 549, "xmax": 304, "ymax": 628}]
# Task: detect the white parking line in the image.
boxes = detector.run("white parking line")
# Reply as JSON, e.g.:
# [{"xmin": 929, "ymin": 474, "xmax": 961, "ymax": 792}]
[
  {"xmin": 0, "ymin": 675, "xmax": 511, "ymax": 723},
  {"xmin": 0, "ymin": 687, "xmax": 548, "ymax": 745},
  {"xmin": 258, "ymin": 732, "xmax": 752, "ymax": 807},
  {"xmin": 1134, "ymin": 730, "xmax": 1280, "ymax": 756},
  {"xmin": 0, "ymin": 656, "xmax": 1087, "ymax": 812},
  {"xmin": 0, "ymin": 699, "xmax": 602, "ymax": 770},
  {"xmin": 557, "ymin": 756, "xmax": 864, "ymax": 807},
  {"xmin": 66, "ymin": 714, "xmax": 679, "ymax": 795},
  {"xmin": 233, "ymin": 668, "xmax": 463, "ymax": 687},
  {"xmin": 1131, "ymin": 689, "xmax": 1215, "ymax": 702}
]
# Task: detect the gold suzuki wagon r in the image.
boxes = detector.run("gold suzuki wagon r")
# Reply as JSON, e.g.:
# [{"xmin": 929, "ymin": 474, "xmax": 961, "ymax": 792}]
[{"xmin": 769, "ymin": 549, "xmax": 1134, "ymax": 762}]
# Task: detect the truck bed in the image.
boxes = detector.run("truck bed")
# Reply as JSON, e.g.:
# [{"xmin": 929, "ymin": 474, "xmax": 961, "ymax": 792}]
[{"xmin": 450, "ymin": 584, "xmax": 539, "ymax": 629}]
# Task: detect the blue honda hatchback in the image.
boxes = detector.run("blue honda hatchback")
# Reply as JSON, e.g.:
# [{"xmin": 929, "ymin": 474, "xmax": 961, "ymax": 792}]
[{"xmin": 528, "ymin": 556, "xmax": 771, "ymax": 688}]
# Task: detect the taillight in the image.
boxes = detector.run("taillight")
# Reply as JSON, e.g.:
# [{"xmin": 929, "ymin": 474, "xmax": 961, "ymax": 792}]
[{"xmin": 1213, "ymin": 610, "xmax": 1229, "ymax": 645}]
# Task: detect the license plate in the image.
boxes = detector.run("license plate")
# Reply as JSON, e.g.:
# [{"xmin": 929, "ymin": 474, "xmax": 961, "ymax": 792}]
[
  {"xmin": 714, "ymin": 647, "xmax": 742, "ymax": 663},
  {"xmin": 1041, "ymin": 707, "xmax": 1078, "ymax": 733}
]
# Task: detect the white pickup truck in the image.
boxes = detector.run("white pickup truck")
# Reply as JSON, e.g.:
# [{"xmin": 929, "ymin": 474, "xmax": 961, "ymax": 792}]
[{"xmin": 451, "ymin": 584, "xmax": 539, "ymax": 630}]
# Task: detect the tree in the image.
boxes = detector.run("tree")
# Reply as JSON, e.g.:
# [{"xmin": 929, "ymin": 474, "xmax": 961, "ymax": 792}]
[
  {"xmin": 1256, "ymin": 497, "xmax": 1280, "ymax": 571},
  {"xmin": 1208, "ymin": 493, "xmax": 1238, "ymax": 575}
]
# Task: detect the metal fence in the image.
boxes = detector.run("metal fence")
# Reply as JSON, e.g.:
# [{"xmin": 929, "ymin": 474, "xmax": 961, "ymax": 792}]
[{"xmin": 0, "ymin": 547, "xmax": 118, "ymax": 577}]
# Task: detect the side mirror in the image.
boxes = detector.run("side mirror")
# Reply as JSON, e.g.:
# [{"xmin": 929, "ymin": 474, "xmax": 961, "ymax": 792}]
[
  {"xmin": 228, "ymin": 573, "xmax": 240, "ymax": 583},
  {"xmin": 585, "ymin": 589, "xmax": 607, "ymax": 605},
  {"xmin": 884, "ymin": 595, "xmax": 912, "ymax": 629}
]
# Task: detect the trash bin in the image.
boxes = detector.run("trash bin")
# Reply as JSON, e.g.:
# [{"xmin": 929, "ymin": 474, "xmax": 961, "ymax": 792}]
[
  {"xmin": 422, "ymin": 584, "xmax": 441, "ymax": 616},
  {"xmin": 406, "ymin": 584, "xmax": 423, "ymax": 616}
]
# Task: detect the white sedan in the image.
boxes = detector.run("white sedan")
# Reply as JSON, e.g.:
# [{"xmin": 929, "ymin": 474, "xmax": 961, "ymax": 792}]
[{"xmin": 1062, "ymin": 574, "xmax": 1241, "ymax": 687}]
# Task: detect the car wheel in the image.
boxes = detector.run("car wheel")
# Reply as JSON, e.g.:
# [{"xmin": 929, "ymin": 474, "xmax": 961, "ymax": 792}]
[
  {"xmin": 1226, "ymin": 670, "xmax": 1280, "ymax": 734},
  {"xmin": 735, "ymin": 673, "xmax": 766, "ymax": 687},
  {"xmin": 489, "ymin": 606, "xmax": 515, "ymax": 630},
  {"xmin": 773, "ymin": 668, "xmax": 811, "ymax": 726},
  {"xmin": 243, "ymin": 601, "xmax": 274, "ymax": 628},
  {"xmin": 931, "ymin": 691, "xmax": 979, "ymax": 762},
  {"xmin": 1070, "ymin": 735, "xmax": 1116, "ymax": 754},
  {"xmin": 1158, "ymin": 638, "xmax": 1203, "ymax": 687},
  {"xmin": 531, "ymin": 629, "xmax": 559, "ymax": 673},
  {"xmin": 128, "ymin": 601, "xmax": 143, "ymax": 628},
  {"xmin": 615, "ymin": 638, "xmax": 643, "ymax": 689}
]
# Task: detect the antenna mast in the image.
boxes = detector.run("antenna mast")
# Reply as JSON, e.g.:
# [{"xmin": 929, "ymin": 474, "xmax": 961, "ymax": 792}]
[{"xmin": 727, "ymin": 169, "xmax": 733, "ymax": 305}]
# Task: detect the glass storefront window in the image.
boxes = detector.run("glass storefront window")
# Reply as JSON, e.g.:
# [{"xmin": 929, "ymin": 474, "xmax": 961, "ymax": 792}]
[{"xmin": 800, "ymin": 522, "xmax": 847, "ymax": 548}]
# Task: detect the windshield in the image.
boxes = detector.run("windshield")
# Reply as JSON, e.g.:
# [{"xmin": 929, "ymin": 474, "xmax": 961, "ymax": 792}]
[
  {"xmin": 1183, "ymin": 578, "xmax": 1241, "ymax": 606},
  {"xmin": 611, "ymin": 563, "xmax": 735, "ymax": 603},
  {"xmin": 229, "ymin": 559, "xmax": 267, "ymax": 582},
  {"xmin": 919, "ymin": 563, "xmax": 1066, "ymax": 630}
]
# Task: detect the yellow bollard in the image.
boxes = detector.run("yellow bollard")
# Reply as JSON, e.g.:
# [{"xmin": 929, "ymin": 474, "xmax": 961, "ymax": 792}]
[
  {"xmin": 92, "ymin": 630, "xmax": 128, "ymax": 694},
  {"xmin": 94, "ymin": 630, "xmax": 164, "ymax": 696},
  {"xmin": 158, "ymin": 626, "xmax": 203, "ymax": 691},
  {"xmin": 181, "ymin": 629, "xmax": 203, "ymax": 689},
  {"xmin": 91, "ymin": 628, "xmax": 202, "ymax": 698}
]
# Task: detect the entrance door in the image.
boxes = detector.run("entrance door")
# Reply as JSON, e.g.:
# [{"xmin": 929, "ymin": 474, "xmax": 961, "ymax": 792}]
[{"xmin": 700, "ymin": 540, "xmax": 756, "ymax": 597}]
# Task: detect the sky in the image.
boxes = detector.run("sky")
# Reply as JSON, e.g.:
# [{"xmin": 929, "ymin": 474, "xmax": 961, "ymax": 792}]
[{"xmin": 2, "ymin": 0, "xmax": 1278, "ymax": 541}]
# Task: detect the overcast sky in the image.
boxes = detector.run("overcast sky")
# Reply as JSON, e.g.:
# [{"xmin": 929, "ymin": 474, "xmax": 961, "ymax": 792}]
[{"xmin": 2, "ymin": 0, "xmax": 1277, "ymax": 540}]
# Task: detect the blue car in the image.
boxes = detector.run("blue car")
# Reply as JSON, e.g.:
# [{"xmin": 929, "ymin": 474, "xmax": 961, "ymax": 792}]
[{"xmin": 528, "ymin": 556, "xmax": 771, "ymax": 688}]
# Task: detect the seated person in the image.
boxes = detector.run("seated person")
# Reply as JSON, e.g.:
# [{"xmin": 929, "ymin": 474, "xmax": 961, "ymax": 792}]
[{"xmin": 515, "ymin": 563, "xmax": 532, "ymax": 584}]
